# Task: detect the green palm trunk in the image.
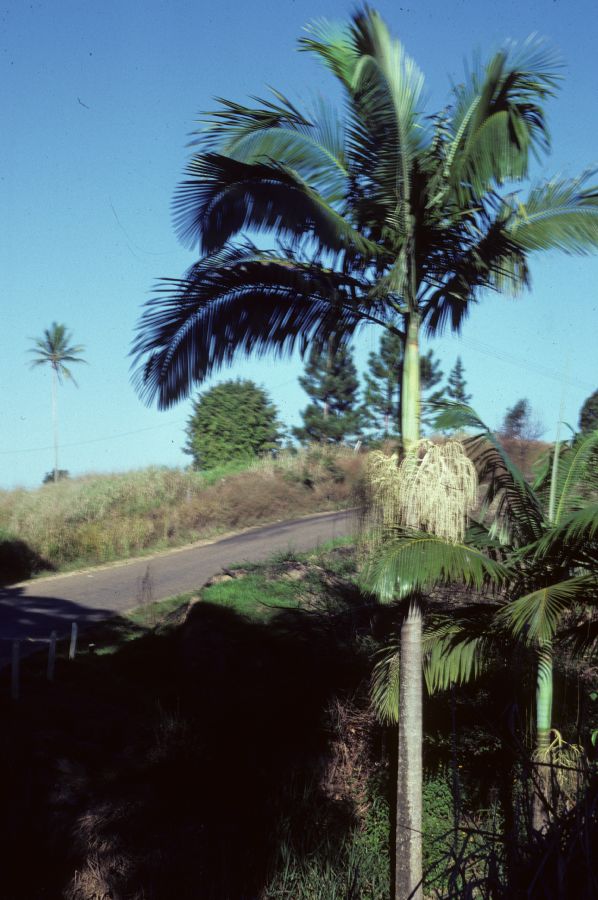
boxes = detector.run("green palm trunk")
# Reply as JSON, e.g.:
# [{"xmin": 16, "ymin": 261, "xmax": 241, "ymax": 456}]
[
  {"xmin": 401, "ymin": 314, "xmax": 421, "ymax": 453},
  {"xmin": 533, "ymin": 643, "xmax": 554, "ymax": 831},
  {"xmin": 532, "ymin": 422, "xmax": 560, "ymax": 830}
]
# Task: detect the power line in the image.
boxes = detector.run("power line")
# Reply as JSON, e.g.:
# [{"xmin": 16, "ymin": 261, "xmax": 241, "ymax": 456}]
[
  {"xmin": 0, "ymin": 419, "xmax": 187, "ymax": 455},
  {"xmin": 452, "ymin": 336, "xmax": 594, "ymax": 392}
]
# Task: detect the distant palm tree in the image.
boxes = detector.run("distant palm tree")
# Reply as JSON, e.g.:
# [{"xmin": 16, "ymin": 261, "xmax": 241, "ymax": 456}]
[{"xmin": 29, "ymin": 323, "xmax": 86, "ymax": 483}]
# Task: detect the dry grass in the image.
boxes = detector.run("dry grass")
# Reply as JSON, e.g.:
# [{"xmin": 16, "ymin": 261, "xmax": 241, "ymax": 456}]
[{"xmin": 0, "ymin": 447, "xmax": 364, "ymax": 578}]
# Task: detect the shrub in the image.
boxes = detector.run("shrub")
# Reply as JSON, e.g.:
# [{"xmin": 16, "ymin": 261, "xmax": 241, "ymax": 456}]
[{"xmin": 184, "ymin": 379, "xmax": 283, "ymax": 469}]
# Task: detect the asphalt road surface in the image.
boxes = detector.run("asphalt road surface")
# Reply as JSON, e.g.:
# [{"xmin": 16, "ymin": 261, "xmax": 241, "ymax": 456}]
[{"xmin": 0, "ymin": 509, "xmax": 356, "ymax": 667}]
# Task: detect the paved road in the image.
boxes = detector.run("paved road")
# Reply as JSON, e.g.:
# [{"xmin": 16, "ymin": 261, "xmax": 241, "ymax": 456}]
[{"xmin": 0, "ymin": 509, "xmax": 356, "ymax": 666}]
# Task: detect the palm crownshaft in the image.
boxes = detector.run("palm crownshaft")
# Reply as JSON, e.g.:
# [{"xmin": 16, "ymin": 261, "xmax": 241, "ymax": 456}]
[{"xmin": 29, "ymin": 323, "xmax": 85, "ymax": 482}]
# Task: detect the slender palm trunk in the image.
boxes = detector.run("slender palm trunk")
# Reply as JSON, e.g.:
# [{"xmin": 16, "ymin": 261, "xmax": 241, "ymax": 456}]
[
  {"xmin": 532, "ymin": 643, "xmax": 553, "ymax": 832},
  {"xmin": 395, "ymin": 310, "xmax": 423, "ymax": 898},
  {"xmin": 396, "ymin": 600, "xmax": 423, "ymax": 900},
  {"xmin": 51, "ymin": 367, "xmax": 59, "ymax": 483},
  {"xmin": 532, "ymin": 415, "xmax": 561, "ymax": 830},
  {"xmin": 401, "ymin": 314, "xmax": 421, "ymax": 452}
]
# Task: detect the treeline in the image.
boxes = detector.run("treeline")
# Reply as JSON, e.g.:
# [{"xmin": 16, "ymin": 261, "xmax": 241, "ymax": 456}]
[{"xmin": 184, "ymin": 337, "xmax": 596, "ymax": 472}]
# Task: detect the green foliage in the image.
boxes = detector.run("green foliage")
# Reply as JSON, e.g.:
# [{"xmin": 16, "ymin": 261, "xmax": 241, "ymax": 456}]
[
  {"xmin": 42, "ymin": 469, "xmax": 69, "ymax": 484},
  {"xmin": 501, "ymin": 398, "xmax": 544, "ymax": 440},
  {"xmin": 446, "ymin": 356, "xmax": 471, "ymax": 406},
  {"xmin": 579, "ymin": 388, "xmax": 598, "ymax": 433},
  {"xmin": 28, "ymin": 322, "xmax": 86, "ymax": 384},
  {"xmin": 185, "ymin": 378, "xmax": 283, "ymax": 468},
  {"xmin": 502, "ymin": 399, "xmax": 530, "ymax": 438},
  {"xmin": 201, "ymin": 573, "xmax": 302, "ymax": 621},
  {"xmin": 364, "ymin": 532, "xmax": 509, "ymax": 602},
  {"xmin": 362, "ymin": 331, "xmax": 403, "ymax": 437},
  {"xmin": 293, "ymin": 343, "xmax": 363, "ymax": 444},
  {"xmin": 422, "ymin": 773, "xmax": 456, "ymax": 890},
  {"xmin": 264, "ymin": 798, "xmax": 390, "ymax": 899}
]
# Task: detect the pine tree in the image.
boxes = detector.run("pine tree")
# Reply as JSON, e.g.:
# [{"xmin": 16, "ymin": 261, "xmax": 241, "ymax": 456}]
[
  {"xmin": 420, "ymin": 350, "xmax": 445, "ymax": 431},
  {"xmin": 293, "ymin": 343, "xmax": 363, "ymax": 444},
  {"xmin": 501, "ymin": 398, "xmax": 545, "ymax": 441},
  {"xmin": 362, "ymin": 331, "xmax": 402, "ymax": 437},
  {"xmin": 446, "ymin": 356, "xmax": 472, "ymax": 405},
  {"xmin": 362, "ymin": 332, "xmax": 445, "ymax": 436}
]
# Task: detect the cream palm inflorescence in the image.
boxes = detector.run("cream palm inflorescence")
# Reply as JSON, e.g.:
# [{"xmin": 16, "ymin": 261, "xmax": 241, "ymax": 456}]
[{"xmin": 365, "ymin": 441, "xmax": 478, "ymax": 544}]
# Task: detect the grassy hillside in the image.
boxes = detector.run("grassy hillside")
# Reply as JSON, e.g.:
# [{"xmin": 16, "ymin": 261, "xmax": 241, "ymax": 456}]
[{"xmin": 0, "ymin": 447, "xmax": 364, "ymax": 581}]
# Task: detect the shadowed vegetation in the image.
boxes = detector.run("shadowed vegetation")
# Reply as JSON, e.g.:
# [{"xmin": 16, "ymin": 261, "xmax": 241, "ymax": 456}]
[{"xmin": 1, "ymin": 545, "xmax": 596, "ymax": 898}]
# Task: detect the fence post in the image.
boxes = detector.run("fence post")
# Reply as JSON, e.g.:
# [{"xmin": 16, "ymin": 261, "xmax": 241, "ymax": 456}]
[
  {"xmin": 11, "ymin": 640, "xmax": 20, "ymax": 701},
  {"xmin": 69, "ymin": 622, "xmax": 78, "ymax": 660},
  {"xmin": 47, "ymin": 631, "xmax": 57, "ymax": 682}
]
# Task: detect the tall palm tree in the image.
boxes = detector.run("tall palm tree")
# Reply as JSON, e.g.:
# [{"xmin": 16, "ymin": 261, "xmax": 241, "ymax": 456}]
[
  {"xmin": 28, "ymin": 322, "xmax": 86, "ymax": 483},
  {"xmin": 131, "ymin": 9, "xmax": 598, "ymax": 896}
]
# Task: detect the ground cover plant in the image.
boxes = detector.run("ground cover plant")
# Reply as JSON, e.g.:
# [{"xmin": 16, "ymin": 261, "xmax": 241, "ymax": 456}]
[{"xmin": 0, "ymin": 445, "xmax": 362, "ymax": 581}]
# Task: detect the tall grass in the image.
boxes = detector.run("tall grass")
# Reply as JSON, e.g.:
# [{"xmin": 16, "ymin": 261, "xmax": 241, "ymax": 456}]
[{"xmin": 0, "ymin": 447, "xmax": 364, "ymax": 575}]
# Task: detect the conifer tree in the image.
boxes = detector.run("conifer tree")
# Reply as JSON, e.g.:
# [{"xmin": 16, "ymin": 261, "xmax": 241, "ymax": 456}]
[
  {"xmin": 446, "ymin": 356, "xmax": 472, "ymax": 405},
  {"xmin": 362, "ymin": 331, "xmax": 403, "ymax": 437},
  {"xmin": 420, "ymin": 350, "xmax": 445, "ymax": 430},
  {"xmin": 363, "ymin": 332, "xmax": 445, "ymax": 436},
  {"xmin": 293, "ymin": 343, "xmax": 363, "ymax": 444}
]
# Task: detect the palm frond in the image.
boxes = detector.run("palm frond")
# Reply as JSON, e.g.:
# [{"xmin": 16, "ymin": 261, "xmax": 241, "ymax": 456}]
[
  {"xmin": 348, "ymin": 8, "xmax": 426, "ymax": 221},
  {"xmin": 299, "ymin": 17, "xmax": 357, "ymax": 89},
  {"xmin": 498, "ymin": 574, "xmax": 598, "ymax": 643},
  {"xmin": 549, "ymin": 430, "xmax": 598, "ymax": 522},
  {"xmin": 172, "ymin": 153, "xmax": 379, "ymax": 257},
  {"xmin": 422, "ymin": 205, "xmax": 529, "ymax": 336},
  {"xmin": 197, "ymin": 89, "xmax": 313, "ymax": 151},
  {"xmin": 363, "ymin": 530, "xmax": 508, "ymax": 602},
  {"xmin": 530, "ymin": 502, "xmax": 598, "ymax": 560},
  {"xmin": 199, "ymin": 93, "xmax": 349, "ymax": 205},
  {"xmin": 424, "ymin": 625, "xmax": 491, "ymax": 694},
  {"xmin": 432, "ymin": 401, "xmax": 489, "ymax": 434},
  {"xmin": 558, "ymin": 616, "xmax": 598, "ymax": 657},
  {"xmin": 445, "ymin": 39, "xmax": 561, "ymax": 198},
  {"xmin": 131, "ymin": 243, "xmax": 378, "ymax": 408},
  {"xmin": 28, "ymin": 322, "xmax": 86, "ymax": 380},
  {"xmin": 370, "ymin": 642, "xmax": 400, "ymax": 723},
  {"xmin": 509, "ymin": 171, "xmax": 598, "ymax": 255}
]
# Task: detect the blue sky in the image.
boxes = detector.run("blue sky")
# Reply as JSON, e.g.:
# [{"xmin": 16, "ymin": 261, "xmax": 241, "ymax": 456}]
[{"xmin": 1, "ymin": 0, "xmax": 597, "ymax": 489}]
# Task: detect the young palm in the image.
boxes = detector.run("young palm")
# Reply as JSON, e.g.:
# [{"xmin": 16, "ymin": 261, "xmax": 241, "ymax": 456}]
[
  {"xmin": 367, "ymin": 406, "xmax": 598, "ymax": 837},
  {"xmin": 131, "ymin": 9, "xmax": 598, "ymax": 897},
  {"xmin": 29, "ymin": 322, "xmax": 86, "ymax": 483}
]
